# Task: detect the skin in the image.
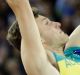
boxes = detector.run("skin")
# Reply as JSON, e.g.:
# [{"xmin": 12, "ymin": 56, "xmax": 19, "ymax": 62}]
[
  {"xmin": 35, "ymin": 15, "xmax": 68, "ymax": 52},
  {"xmin": 35, "ymin": 15, "xmax": 68, "ymax": 68},
  {"xmin": 6, "ymin": 0, "xmax": 68, "ymax": 75}
]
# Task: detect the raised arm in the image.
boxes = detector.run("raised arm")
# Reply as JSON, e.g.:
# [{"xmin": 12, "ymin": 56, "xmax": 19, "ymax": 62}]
[
  {"xmin": 6, "ymin": 0, "xmax": 60, "ymax": 75},
  {"xmin": 65, "ymin": 25, "xmax": 80, "ymax": 49}
]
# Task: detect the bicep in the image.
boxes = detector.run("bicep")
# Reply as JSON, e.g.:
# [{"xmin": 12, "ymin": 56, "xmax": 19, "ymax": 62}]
[{"xmin": 21, "ymin": 39, "xmax": 60, "ymax": 75}]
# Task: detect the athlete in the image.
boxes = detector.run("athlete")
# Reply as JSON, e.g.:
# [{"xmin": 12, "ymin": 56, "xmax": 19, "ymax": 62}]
[{"xmin": 6, "ymin": 0, "xmax": 80, "ymax": 75}]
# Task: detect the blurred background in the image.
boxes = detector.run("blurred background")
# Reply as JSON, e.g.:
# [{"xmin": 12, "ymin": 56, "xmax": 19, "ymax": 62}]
[{"xmin": 0, "ymin": 0, "xmax": 80, "ymax": 75}]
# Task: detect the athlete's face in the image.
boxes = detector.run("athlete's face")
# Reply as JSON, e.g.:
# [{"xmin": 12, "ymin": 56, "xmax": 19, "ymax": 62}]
[{"xmin": 35, "ymin": 15, "xmax": 69, "ymax": 47}]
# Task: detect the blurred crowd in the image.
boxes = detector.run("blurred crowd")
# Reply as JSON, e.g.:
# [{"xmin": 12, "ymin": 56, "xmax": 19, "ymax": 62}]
[{"xmin": 0, "ymin": 0, "xmax": 80, "ymax": 75}]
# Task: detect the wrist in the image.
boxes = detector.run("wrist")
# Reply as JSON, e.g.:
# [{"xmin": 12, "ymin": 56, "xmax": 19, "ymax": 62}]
[{"xmin": 6, "ymin": 0, "xmax": 30, "ymax": 13}]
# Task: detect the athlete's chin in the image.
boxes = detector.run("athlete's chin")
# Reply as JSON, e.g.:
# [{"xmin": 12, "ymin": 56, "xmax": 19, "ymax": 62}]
[
  {"xmin": 60, "ymin": 34, "xmax": 69, "ymax": 46},
  {"xmin": 63, "ymin": 36, "xmax": 69, "ymax": 45}
]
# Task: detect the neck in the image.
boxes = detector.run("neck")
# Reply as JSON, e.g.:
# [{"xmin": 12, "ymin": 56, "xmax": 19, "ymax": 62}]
[
  {"xmin": 51, "ymin": 46, "xmax": 64, "ymax": 55},
  {"xmin": 43, "ymin": 43, "xmax": 64, "ymax": 55}
]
